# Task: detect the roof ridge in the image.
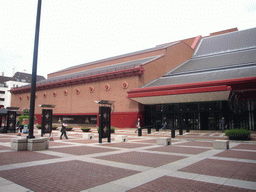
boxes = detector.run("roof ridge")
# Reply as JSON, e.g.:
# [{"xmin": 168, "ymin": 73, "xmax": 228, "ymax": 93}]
[
  {"xmin": 36, "ymin": 55, "xmax": 162, "ymax": 86},
  {"xmin": 193, "ymin": 46, "xmax": 256, "ymax": 59},
  {"xmin": 51, "ymin": 43, "xmax": 177, "ymax": 75}
]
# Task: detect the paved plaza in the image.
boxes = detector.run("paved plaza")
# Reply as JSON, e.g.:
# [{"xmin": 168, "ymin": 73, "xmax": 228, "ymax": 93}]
[{"xmin": 0, "ymin": 127, "xmax": 255, "ymax": 192}]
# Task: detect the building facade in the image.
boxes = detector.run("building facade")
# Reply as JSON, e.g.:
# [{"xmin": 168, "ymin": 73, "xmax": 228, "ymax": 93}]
[
  {"xmin": 128, "ymin": 27, "xmax": 256, "ymax": 131},
  {"xmin": 10, "ymin": 27, "xmax": 256, "ymax": 130},
  {"xmin": 0, "ymin": 72, "xmax": 45, "ymax": 109}
]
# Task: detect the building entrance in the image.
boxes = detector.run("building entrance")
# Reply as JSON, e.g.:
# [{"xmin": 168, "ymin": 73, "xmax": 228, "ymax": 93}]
[
  {"xmin": 145, "ymin": 102, "xmax": 224, "ymax": 131},
  {"xmin": 144, "ymin": 100, "xmax": 255, "ymax": 131},
  {"xmin": 145, "ymin": 100, "xmax": 256, "ymax": 130}
]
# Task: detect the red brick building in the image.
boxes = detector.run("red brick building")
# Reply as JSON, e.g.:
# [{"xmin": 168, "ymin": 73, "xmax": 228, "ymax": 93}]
[{"xmin": 11, "ymin": 27, "xmax": 256, "ymax": 130}]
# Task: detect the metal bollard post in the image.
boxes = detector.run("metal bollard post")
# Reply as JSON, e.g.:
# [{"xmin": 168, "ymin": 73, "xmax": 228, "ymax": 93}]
[
  {"xmin": 179, "ymin": 128, "xmax": 183, "ymax": 135},
  {"xmin": 186, "ymin": 126, "xmax": 190, "ymax": 132},
  {"xmin": 171, "ymin": 129, "xmax": 175, "ymax": 138},
  {"xmin": 138, "ymin": 128, "xmax": 142, "ymax": 136},
  {"xmin": 147, "ymin": 127, "xmax": 151, "ymax": 134},
  {"xmin": 155, "ymin": 125, "xmax": 159, "ymax": 132}
]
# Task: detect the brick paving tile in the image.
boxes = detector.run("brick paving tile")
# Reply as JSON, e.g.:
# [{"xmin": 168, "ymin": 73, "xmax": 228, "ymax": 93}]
[
  {"xmin": 127, "ymin": 176, "xmax": 256, "ymax": 192},
  {"xmin": 177, "ymin": 135, "xmax": 228, "ymax": 140},
  {"xmin": 0, "ymin": 135, "xmax": 15, "ymax": 138},
  {"xmin": 96, "ymin": 151, "xmax": 186, "ymax": 167},
  {"xmin": 147, "ymin": 145, "xmax": 210, "ymax": 154},
  {"xmin": 0, "ymin": 160, "xmax": 140, "ymax": 192},
  {"xmin": 101, "ymin": 142, "xmax": 152, "ymax": 148},
  {"xmin": 65, "ymin": 139, "xmax": 99, "ymax": 144},
  {"xmin": 214, "ymin": 150, "xmax": 256, "ymax": 160},
  {"xmin": 231, "ymin": 144, "xmax": 256, "ymax": 150},
  {"xmin": 0, "ymin": 151, "xmax": 60, "ymax": 166},
  {"xmin": 126, "ymin": 137, "xmax": 145, "ymax": 141},
  {"xmin": 66, "ymin": 133, "xmax": 83, "ymax": 138},
  {"xmin": 49, "ymin": 145, "xmax": 117, "ymax": 155},
  {"xmin": 0, "ymin": 138, "xmax": 12, "ymax": 142},
  {"xmin": 135, "ymin": 139, "xmax": 157, "ymax": 144},
  {"xmin": 0, "ymin": 145, "xmax": 10, "ymax": 150},
  {"xmin": 175, "ymin": 141, "xmax": 213, "ymax": 147},
  {"xmin": 184, "ymin": 133, "xmax": 201, "ymax": 136},
  {"xmin": 179, "ymin": 159, "xmax": 256, "ymax": 182},
  {"xmin": 49, "ymin": 141, "xmax": 73, "ymax": 147}
]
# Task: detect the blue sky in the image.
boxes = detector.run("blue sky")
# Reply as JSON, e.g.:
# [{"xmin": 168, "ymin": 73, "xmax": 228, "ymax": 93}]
[{"xmin": 1, "ymin": 0, "xmax": 256, "ymax": 78}]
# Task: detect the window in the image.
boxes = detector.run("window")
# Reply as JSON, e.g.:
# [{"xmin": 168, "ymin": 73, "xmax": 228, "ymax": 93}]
[
  {"xmin": 0, "ymin": 98, "xmax": 5, "ymax": 101},
  {"xmin": 0, "ymin": 91, "xmax": 5, "ymax": 94}
]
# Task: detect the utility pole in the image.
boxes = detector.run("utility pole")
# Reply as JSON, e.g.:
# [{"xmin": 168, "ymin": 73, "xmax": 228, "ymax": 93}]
[{"xmin": 28, "ymin": 0, "xmax": 42, "ymax": 139}]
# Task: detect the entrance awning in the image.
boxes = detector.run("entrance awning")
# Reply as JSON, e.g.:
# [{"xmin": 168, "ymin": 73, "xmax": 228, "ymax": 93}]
[{"xmin": 128, "ymin": 85, "xmax": 232, "ymax": 105}]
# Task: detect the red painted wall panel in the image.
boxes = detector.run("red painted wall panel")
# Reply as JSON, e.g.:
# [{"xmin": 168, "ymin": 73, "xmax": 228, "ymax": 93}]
[{"xmin": 111, "ymin": 112, "xmax": 144, "ymax": 128}]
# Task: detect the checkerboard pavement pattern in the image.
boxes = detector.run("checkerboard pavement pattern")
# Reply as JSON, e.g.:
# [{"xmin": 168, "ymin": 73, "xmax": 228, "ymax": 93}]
[{"xmin": 0, "ymin": 127, "xmax": 255, "ymax": 191}]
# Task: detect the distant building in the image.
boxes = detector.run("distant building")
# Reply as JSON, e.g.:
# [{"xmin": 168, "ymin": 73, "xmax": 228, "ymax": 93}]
[
  {"xmin": 0, "ymin": 72, "xmax": 45, "ymax": 108},
  {"xmin": 10, "ymin": 27, "xmax": 256, "ymax": 130}
]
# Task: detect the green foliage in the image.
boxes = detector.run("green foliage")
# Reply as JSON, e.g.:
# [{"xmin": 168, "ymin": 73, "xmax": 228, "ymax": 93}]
[
  {"xmin": 225, "ymin": 129, "xmax": 251, "ymax": 140},
  {"xmin": 36, "ymin": 124, "xmax": 57, "ymax": 129},
  {"xmin": 18, "ymin": 115, "xmax": 29, "ymax": 125},
  {"xmin": 66, "ymin": 126, "xmax": 73, "ymax": 129},
  {"xmin": 17, "ymin": 109, "xmax": 37, "ymax": 126},
  {"xmin": 81, "ymin": 127, "xmax": 91, "ymax": 129},
  {"xmin": 22, "ymin": 109, "xmax": 30, "ymax": 116},
  {"xmin": 97, "ymin": 126, "xmax": 115, "ymax": 132}
]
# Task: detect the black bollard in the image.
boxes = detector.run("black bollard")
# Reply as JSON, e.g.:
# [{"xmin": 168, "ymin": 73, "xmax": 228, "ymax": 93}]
[
  {"xmin": 179, "ymin": 128, "xmax": 183, "ymax": 135},
  {"xmin": 171, "ymin": 129, "xmax": 175, "ymax": 138},
  {"xmin": 147, "ymin": 127, "xmax": 151, "ymax": 134},
  {"xmin": 138, "ymin": 128, "xmax": 142, "ymax": 136}
]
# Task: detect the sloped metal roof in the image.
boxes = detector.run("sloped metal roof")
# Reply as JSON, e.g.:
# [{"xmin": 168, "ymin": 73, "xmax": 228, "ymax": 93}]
[
  {"xmin": 31, "ymin": 55, "xmax": 163, "ymax": 86},
  {"xmin": 11, "ymin": 72, "xmax": 45, "ymax": 83},
  {"xmin": 0, "ymin": 108, "xmax": 8, "ymax": 115},
  {"xmin": 165, "ymin": 48, "xmax": 256, "ymax": 77},
  {"xmin": 194, "ymin": 27, "xmax": 256, "ymax": 57},
  {"xmin": 55, "ymin": 43, "xmax": 175, "ymax": 73},
  {"xmin": 142, "ymin": 27, "xmax": 256, "ymax": 89},
  {"xmin": 146, "ymin": 65, "xmax": 256, "ymax": 87}
]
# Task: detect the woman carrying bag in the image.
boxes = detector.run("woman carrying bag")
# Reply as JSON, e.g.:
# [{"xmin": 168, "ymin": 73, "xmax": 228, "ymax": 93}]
[{"xmin": 60, "ymin": 122, "xmax": 68, "ymax": 139}]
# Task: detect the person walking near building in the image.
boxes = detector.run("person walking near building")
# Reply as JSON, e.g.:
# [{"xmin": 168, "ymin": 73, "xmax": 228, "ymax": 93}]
[
  {"xmin": 220, "ymin": 117, "xmax": 226, "ymax": 132},
  {"xmin": 60, "ymin": 122, "xmax": 68, "ymax": 139},
  {"xmin": 161, "ymin": 117, "xmax": 167, "ymax": 131},
  {"xmin": 135, "ymin": 117, "xmax": 140, "ymax": 133}
]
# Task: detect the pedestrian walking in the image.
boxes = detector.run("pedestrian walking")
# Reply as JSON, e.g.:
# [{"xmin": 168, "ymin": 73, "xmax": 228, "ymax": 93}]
[
  {"xmin": 135, "ymin": 118, "xmax": 140, "ymax": 133},
  {"xmin": 161, "ymin": 117, "xmax": 167, "ymax": 131},
  {"xmin": 60, "ymin": 122, "xmax": 68, "ymax": 139},
  {"xmin": 220, "ymin": 117, "xmax": 225, "ymax": 132}
]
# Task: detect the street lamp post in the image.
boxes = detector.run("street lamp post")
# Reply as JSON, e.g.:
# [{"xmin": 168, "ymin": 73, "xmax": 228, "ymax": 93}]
[{"xmin": 28, "ymin": 0, "xmax": 42, "ymax": 139}]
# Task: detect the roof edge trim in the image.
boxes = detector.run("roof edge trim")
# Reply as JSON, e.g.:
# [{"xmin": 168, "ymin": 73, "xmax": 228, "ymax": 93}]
[
  {"xmin": 128, "ymin": 76, "xmax": 256, "ymax": 96},
  {"xmin": 128, "ymin": 85, "xmax": 231, "ymax": 98}
]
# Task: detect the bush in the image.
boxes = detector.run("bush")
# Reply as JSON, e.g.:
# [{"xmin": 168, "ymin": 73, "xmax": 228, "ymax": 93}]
[
  {"xmin": 36, "ymin": 124, "xmax": 42, "ymax": 129},
  {"xmin": 225, "ymin": 129, "xmax": 251, "ymax": 140},
  {"xmin": 97, "ymin": 126, "xmax": 115, "ymax": 133},
  {"xmin": 81, "ymin": 127, "xmax": 91, "ymax": 130}
]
